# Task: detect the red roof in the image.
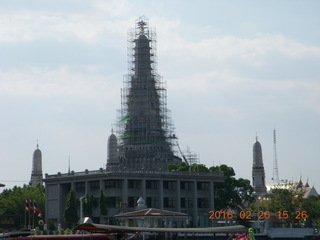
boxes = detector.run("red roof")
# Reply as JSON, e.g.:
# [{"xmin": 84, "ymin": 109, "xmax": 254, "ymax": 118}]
[{"xmin": 114, "ymin": 208, "xmax": 188, "ymax": 218}]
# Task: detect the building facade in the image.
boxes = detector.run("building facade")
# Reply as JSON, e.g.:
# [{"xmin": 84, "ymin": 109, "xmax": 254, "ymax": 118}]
[{"xmin": 44, "ymin": 170, "xmax": 225, "ymax": 227}]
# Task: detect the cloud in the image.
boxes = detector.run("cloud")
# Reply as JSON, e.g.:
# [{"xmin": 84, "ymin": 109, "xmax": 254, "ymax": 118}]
[
  {"xmin": 160, "ymin": 33, "xmax": 320, "ymax": 65},
  {"xmin": 0, "ymin": 67, "xmax": 120, "ymax": 100},
  {"xmin": 93, "ymin": 0, "xmax": 131, "ymax": 17},
  {"xmin": 0, "ymin": 1, "xmax": 131, "ymax": 44}
]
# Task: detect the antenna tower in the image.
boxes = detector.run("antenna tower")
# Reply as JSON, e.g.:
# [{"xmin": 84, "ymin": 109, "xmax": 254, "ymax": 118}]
[{"xmin": 272, "ymin": 129, "xmax": 280, "ymax": 184}]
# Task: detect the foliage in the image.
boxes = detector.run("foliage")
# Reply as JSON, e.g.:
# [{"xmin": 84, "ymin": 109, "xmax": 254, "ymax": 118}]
[
  {"xmin": 167, "ymin": 163, "xmax": 254, "ymax": 211},
  {"xmin": 212, "ymin": 165, "xmax": 255, "ymax": 211},
  {"xmin": 98, "ymin": 190, "xmax": 108, "ymax": 221},
  {"xmin": 209, "ymin": 164, "xmax": 235, "ymax": 177},
  {"xmin": 48, "ymin": 220, "xmax": 56, "ymax": 231},
  {"xmin": 302, "ymin": 196, "xmax": 320, "ymax": 227},
  {"xmin": 267, "ymin": 183, "xmax": 305, "ymax": 225},
  {"xmin": 249, "ymin": 182, "xmax": 320, "ymax": 226},
  {"xmin": 167, "ymin": 162, "xmax": 189, "ymax": 171},
  {"xmin": 82, "ymin": 194, "xmax": 94, "ymax": 217},
  {"xmin": 0, "ymin": 184, "xmax": 45, "ymax": 228},
  {"xmin": 190, "ymin": 164, "xmax": 209, "ymax": 172},
  {"xmin": 63, "ymin": 189, "xmax": 78, "ymax": 227}
]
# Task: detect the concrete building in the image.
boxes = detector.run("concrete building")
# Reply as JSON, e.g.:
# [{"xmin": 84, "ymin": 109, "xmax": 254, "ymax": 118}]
[
  {"xmin": 44, "ymin": 170, "xmax": 225, "ymax": 227},
  {"xmin": 30, "ymin": 143, "xmax": 43, "ymax": 187}
]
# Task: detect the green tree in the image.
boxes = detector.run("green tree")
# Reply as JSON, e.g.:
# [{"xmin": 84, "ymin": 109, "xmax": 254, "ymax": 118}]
[
  {"xmin": 302, "ymin": 196, "xmax": 320, "ymax": 227},
  {"xmin": 0, "ymin": 184, "xmax": 45, "ymax": 228},
  {"xmin": 190, "ymin": 164, "xmax": 209, "ymax": 172},
  {"xmin": 63, "ymin": 189, "xmax": 78, "ymax": 227},
  {"xmin": 167, "ymin": 163, "xmax": 254, "ymax": 211},
  {"xmin": 82, "ymin": 194, "xmax": 94, "ymax": 217},
  {"xmin": 167, "ymin": 162, "xmax": 189, "ymax": 171},
  {"xmin": 167, "ymin": 162, "xmax": 210, "ymax": 172},
  {"xmin": 98, "ymin": 190, "xmax": 108, "ymax": 223},
  {"xmin": 212, "ymin": 165, "xmax": 254, "ymax": 211},
  {"xmin": 260, "ymin": 182, "xmax": 305, "ymax": 226}
]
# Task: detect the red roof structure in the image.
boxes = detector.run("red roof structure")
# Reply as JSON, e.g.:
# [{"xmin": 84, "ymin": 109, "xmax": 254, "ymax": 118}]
[
  {"xmin": 115, "ymin": 208, "xmax": 188, "ymax": 218},
  {"xmin": 114, "ymin": 208, "xmax": 189, "ymax": 228}
]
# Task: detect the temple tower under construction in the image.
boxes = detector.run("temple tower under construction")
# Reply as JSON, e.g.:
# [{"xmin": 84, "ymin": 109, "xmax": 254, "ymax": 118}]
[{"xmin": 107, "ymin": 17, "xmax": 181, "ymax": 171}]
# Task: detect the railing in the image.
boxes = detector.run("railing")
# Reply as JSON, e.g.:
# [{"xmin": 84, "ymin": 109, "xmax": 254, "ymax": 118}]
[{"xmin": 45, "ymin": 168, "xmax": 225, "ymax": 179}]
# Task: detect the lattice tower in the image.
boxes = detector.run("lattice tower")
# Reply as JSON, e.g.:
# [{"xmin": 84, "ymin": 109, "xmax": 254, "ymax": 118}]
[{"xmin": 272, "ymin": 129, "xmax": 280, "ymax": 184}]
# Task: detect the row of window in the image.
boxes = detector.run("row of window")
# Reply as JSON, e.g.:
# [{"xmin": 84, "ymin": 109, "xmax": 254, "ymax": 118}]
[
  {"xmin": 76, "ymin": 180, "xmax": 211, "ymax": 191},
  {"xmin": 102, "ymin": 197, "xmax": 209, "ymax": 209}
]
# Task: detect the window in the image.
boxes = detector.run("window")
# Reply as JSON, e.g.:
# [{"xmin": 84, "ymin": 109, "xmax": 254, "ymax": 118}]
[
  {"xmin": 197, "ymin": 182, "xmax": 209, "ymax": 191},
  {"xmin": 163, "ymin": 181, "xmax": 176, "ymax": 190},
  {"xmin": 128, "ymin": 180, "xmax": 141, "ymax": 189},
  {"xmin": 146, "ymin": 180, "xmax": 158, "ymax": 189},
  {"xmin": 75, "ymin": 182, "xmax": 85, "ymax": 191},
  {"xmin": 128, "ymin": 197, "xmax": 138, "ymax": 208},
  {"xmin": 89, "ymin": 181, "xmax": 100, "ymax": 190},
  {"xmin": 181, "ymin": 198, "xmax": 193, "ymax": 208},
  {"xmin": 146, "ymin": 197, "xmax": 159, "ymax": 208},
  {"xmin": 105, "ymin": 180, "xmax": 122, "ymax": 188},
  {"xmin": 181, "ymin": 181, "xmax": 193, "ymax": 190},
  {"xmin": 197, "ymin": 198, "xmax": 209, "ymax": 208},
  {"xmin": 164, "ymin": 197, "xmax": 176, "ymax": 208},
  {"xmin": 107, "ymin": 197, "xmax": 122, "ymax": 208}
]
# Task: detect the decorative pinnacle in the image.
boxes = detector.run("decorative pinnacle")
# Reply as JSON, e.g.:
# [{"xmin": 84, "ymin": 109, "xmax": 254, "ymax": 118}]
[
  {"xmin": 36, "ymin": 139, "xmax": 39, "ymax": 149},
  {"xmin": 137, "ymin": 20, "xmax": 147, "ymax": 35}
]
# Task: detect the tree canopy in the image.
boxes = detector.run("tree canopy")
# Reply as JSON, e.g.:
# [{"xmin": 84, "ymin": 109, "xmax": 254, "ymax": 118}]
[
  {"xmin": 63, "ymin": 189, "xmax": 78, "ymax": 227},
  {"xmin": 0, "ymin": 184, "xmax": 45, "ymax": 228},
  {"xmin": 82, "ymin": 194, "xmax": 94, "ymax": 217},
  {"xmin": 98, "ymin": 190, "xmax": 108, "ymax": 223},
  {"xmin": 167, "ymin": 163, "xmax": 255, "ymax": 211},
  {"xmin": 211, "ymin": 164, "xmax": 254, "ymax": 210},
  {"xmin": 250, "ymin": 182, "xmax": 320, "ymax": 227}
]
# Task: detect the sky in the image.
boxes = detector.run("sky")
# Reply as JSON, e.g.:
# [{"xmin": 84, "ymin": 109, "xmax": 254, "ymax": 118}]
[{"xmin": 1, "ymin": 0, "xmax": 319, "ymax": 192}]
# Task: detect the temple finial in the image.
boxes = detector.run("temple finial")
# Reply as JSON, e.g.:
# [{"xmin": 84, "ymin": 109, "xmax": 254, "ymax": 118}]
[{"xmin": 36, "ymin": 139, "xmax": 39, "ymax": 149}]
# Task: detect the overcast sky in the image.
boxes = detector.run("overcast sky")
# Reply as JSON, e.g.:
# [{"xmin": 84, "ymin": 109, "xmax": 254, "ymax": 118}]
[{"xmin": 1, "ymin": 0, "xmax": 319, "ymax": 192}]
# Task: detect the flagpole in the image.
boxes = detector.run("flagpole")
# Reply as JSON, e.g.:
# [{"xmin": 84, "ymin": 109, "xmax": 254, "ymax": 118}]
[
  {"xmin": 32, "ymin": 199, "xmax": 35, "ymax": 229},
  {"xmin": 29, "ymin": 199, "xmax": 31, "ymax": 229},
  {"xmin": 32, "ymin": 210, "xmax": 35, "ymax": 229},
  {"xmin": 24, "ymin": 200, "xmax": 27, "ymax": 228}
]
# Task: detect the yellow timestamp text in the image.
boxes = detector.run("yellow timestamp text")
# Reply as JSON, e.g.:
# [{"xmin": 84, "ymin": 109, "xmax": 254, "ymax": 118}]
[{"xmin": 208, "ymin": 210, "xmax": 308, "ymax": 220}]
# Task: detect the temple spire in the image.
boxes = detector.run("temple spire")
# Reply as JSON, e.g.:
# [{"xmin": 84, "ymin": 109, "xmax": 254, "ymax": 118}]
[
  {"xmin": 252, "ymin": 136, "xmax": 267, "ymax": 195},
  {"xmin": 30, "ymin": 143, "xmax": 43, "ymax": 187}
]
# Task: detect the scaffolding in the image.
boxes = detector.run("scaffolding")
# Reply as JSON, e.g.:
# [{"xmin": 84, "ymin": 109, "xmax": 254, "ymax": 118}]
[
  {"xmin": 183, "ymin": 147, "xmax": 200, "ymax": 166},
  {"xmin": 114, "ymin": 17, "xmax": 179, "ymax": 171}
]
